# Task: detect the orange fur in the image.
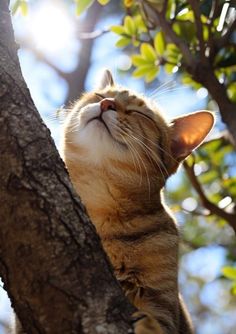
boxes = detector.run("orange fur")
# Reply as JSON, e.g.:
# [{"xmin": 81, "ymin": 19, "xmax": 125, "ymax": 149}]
[{"xmin": 61, "ymin": 70, "xmax": 214, "ymax": 334}]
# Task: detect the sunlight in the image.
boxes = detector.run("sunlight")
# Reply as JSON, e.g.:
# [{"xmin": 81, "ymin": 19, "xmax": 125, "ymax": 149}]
[{"xmin": 28, "ymin": 2, "xmax": 75, "ymax": 53}]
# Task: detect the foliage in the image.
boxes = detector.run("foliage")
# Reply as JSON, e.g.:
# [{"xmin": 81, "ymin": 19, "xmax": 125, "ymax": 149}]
[
  {"xmin": 108, "ymin": 0, "xmax": 236, "ymax": 98},
  {"xmin": 12, "ymin": 0, "xmax": 28, "ymax": 15},
  {"xmin": 12, "ymin": 0, "xmax": 111, "ymax": 16},
  {"xmin": 75, "ymin": 0, "xmax": 110, "ymax": 15},
  {"xmin": 222, "ymin": 266, "xmax": 236, "ymax": 294}
]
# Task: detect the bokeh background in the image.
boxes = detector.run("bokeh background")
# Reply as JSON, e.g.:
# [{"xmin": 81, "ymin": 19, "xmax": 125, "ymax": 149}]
[{"xmin": 1, "ymin": 1, "xmax": 236, "ymax": 333}]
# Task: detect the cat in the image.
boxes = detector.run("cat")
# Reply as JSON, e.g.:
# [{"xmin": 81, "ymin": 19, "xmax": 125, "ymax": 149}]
[{"xmin": 61, "ymin": 69, "xmax": 214, "ymax": 334}]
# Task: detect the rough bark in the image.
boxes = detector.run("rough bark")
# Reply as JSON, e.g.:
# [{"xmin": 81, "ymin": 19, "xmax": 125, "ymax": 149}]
[{"xmin": 0, "ymin": 1, "xmax": 134, "ymax": 333}]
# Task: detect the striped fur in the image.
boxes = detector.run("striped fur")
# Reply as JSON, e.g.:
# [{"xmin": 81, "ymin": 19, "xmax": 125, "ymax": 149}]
[{"xmin": 61, "ymin": 71, "xmax": 214, "ymax": 333}]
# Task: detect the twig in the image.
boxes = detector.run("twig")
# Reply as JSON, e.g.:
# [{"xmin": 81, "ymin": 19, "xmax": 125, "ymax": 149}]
[
  {"xmin": 18, "ymin": 38, "xmax": 69, "ymax": 80},
  {"xmin": 161, "ymin": 0, "xmax": 168, "ymax": 15},
  {"xmin": 188, "ymin": 0, "xmax": 206, "ymax": 61},
  {"xmin": 141, "ymin": 1, "xmax": 194, "ymax": 67},
  {"xmin": 78, "ymin": 28, "xmax": 109, "ymax": 40},
  {"xmin": 183, "ymin": 160, "xmax": 236, "ymax": 234}
]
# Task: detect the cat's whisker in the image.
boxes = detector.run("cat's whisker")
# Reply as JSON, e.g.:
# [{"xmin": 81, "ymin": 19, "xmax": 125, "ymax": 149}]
[
  {"xmin": 117, "ymin": 127, "xmax": 151, "ymax": 195},
  {"xmin": 148, "ymin": 80, "xmax": 176, "ymax": 98},
  {"xmin": 109, "ymin": 119, "xmax": 166, "ymax": 189},
  {"xmin": 120, "ymin": 134, "xmax": 143, "ymax": 186},
  {"xmin": 125, "ymin": 115, "xmax": 171, "ymax": 179},
  {"xmin": 121, "ymin": 131, "xmax": 154, "ymax": 196},
  {"xmin": 128, "ymin": 133, "xmax": 167, "ymax": 185},
  {"xmin": 131, "ymin": 129, "xmax": 174, "ymax": 168},
  {"xmin": 66, "ymin": 121, "xmax": 83, "ymax": 134},
  {"xmin": 133, "ymin": 130, "xmax": 179, "ymax": 165},
  {"xmin": 110, "ymin": 122, "xmax": 144, "ymax": 186},
  {"xmin": 152, "ymin": 86, "xmax": 189, "ymax": 99}
]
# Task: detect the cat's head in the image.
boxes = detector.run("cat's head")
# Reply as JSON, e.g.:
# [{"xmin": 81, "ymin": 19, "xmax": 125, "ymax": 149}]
[{"xmin": 62, "ymin": 70, "xmax": 214, "ymax": 185}]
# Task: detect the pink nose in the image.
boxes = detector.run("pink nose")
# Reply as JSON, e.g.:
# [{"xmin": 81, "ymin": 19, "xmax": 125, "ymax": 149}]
[{"xmin": 100, "ymin": 98, "xmax": 116, "ymax": 112}]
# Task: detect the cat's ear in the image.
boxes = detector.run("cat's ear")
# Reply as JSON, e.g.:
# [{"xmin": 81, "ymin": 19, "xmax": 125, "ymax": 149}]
[
  {"xmin": 97, "ymin": 69, "xmax": 114, "ymax": 90},
  {"xmin": 170, "ymin": 111, "xmax": 215, "ymax": 161}
]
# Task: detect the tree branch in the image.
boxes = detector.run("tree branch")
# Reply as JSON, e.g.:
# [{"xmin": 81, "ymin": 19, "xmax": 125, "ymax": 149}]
[
  {"xmin": 78, "ymin": 28, "xmax": 109, "ymax": 39},
  {"xmin": 18, "ymin": 38, "xmax": 69, "ymax": 80},
  {"xmin": 183, "ymin": 160, "xmax": 236, "ymax": 234},
  {"xmin": 65, "ymin": 1, "xmax": 103, "ymax": 104},
  {"xmin": 188, "ymin": 0, "xmax": 206, "ymax": 61},
  {"xmin": 0, "ymin": 1, "xmax": 134, "ymax": 333}
]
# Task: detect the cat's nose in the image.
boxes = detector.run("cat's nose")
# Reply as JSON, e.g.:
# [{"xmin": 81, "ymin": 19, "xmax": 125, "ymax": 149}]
[{"xmin": 100, "ymin": 98, "xmax": 116, "ymax": 112}]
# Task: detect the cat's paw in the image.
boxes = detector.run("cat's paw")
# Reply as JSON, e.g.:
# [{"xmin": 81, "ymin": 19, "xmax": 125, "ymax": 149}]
[{"xmin": 132, "ymin": 311, "xmax": 164, "ymax": 334}]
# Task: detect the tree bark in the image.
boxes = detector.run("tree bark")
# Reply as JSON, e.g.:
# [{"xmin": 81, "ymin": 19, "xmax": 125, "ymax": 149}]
[{"xmin": 0, "ymin": 1, "xmax": 134, "ymax": 333}]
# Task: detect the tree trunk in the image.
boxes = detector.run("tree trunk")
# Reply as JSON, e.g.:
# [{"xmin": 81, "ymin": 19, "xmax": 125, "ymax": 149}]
[{"xmin": 0, "ymin": 1, "xmax": 134, "ymax": 333}]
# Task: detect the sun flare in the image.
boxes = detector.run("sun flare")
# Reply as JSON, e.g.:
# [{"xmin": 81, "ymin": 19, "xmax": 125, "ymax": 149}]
[{"xmin": 28, "ymin": 2, "xmax": 75, "ymax": 53}]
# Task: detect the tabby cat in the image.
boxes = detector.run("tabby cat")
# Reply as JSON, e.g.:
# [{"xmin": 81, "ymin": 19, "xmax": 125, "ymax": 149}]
[{"xmin": 61, "ymin": 70, "xmax": 214, "ymax": 334}]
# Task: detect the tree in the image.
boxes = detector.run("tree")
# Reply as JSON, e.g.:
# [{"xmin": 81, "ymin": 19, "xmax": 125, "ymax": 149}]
[
  {"xmin": 109, "ymin": 0, "xmax": 236, "ymax": 142},
  {"xmin": 0, "ymin": 1, "xmax": 134, "ymax": 333}
]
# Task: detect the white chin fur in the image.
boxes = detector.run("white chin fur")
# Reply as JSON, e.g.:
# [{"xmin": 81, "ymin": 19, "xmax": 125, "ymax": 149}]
[{"xmin": 65, "ymin": 102, "xmax": 124, "ymax": 165}]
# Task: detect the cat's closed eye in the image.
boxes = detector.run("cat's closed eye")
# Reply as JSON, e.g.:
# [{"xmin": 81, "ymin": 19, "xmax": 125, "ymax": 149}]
[
  {"xmin": 126, "ymin": 108, "xmax": 156, "ymax": 126},
  {"xmin": 95, "ymin": 93, "xmax": 106, "ymax": 100}
]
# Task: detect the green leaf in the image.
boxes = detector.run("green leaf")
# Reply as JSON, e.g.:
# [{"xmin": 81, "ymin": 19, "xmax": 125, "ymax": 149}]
[
  {"xmin": 132, "ymin": 39, "xmax": 140, "ymax": 47},
  {"xmin": 223, "ymin": 178, "xmax": 236, "ymax": 197},
  {"xmin": 231, "ymin": 282, "xmax": 236, "ymax": 295},
  {"xmin": 124, "ymin": 16, "xmax": 136, "ymax": 35},
  {"xmin": 97, "ymin": 0, "xmax": 110, "ymax": 4},
  {"xmin": 203, "ymin": 25, "xmax": 209, "ymax": 41},
  {"xmin": 145, "ymin": 67, "xmax": 159, "ymax": 82},
  {"xmin": 140, "ymin": 43, "xmax": 157, "ymax": 62},
  {"xmin": 154, "ymin": 31, "xmax": 166, "ymax": 56},
  {"xmin": 124, "ymin": 0, "xmax": 133, "ymax": 7},
  {"xmin": 134, "ymin": 15, "xmax": 147, "ymax": 33},
  {"xmin": 76, "ymin": 0, "xmax": 94, "ymax": 15},
  {"xmin": 131, "ymin": 55, "xmax": 150, "ymax": 66},
  {"xmin": 199, "ymin": 170, "xmax": 218, "ymax": 184},
  {"xmin": 176, "ymin": 9, "xmax": 194, "ymax": 22},
  {"xmin": 11, "ymin": 0, "xmax": 28, "ymax": 15},
  {"xmin": 182, "ymin": 74, "xmax": 202, "ymax": 89},
  {"xmin": 115, "ymin": 37, "xmax": 131, "ymax": 48},
  {"xmin": 11, "ymin": 0, "xmax": 21, "ymax": 15},
  {"xmin": 20, "ymin": 1, "xmax": 28, "ymax": 16},
  {"xmin": 133, "ymin": 65, "xmax": 156, "ymax": 78},
  {"xmin": 164, "ymin": 63, "xmax": 176, "ymax": 74},
  {"xmin": 173, "ymin": 21, "xmax": 196, "ymax": 42},
  {"xmin": 165, "ymin": 43, "xmax": 181, "ymax": 64},
  {"xmin": 110, "ymin": 25, "xmax": 125, "ymax": 35},
  {"xmin": 222, "ymin": 266, "xmax": 236, "ymax": 280},
  {"xmin": 227, "ymin": 82, "xmax": 236, "ymax": 103}
]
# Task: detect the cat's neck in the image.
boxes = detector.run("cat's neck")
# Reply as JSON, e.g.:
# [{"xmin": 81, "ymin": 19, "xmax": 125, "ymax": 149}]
[{"xmin": 65, "ymin": 157, "xmax": 173, "ymax": 237}]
